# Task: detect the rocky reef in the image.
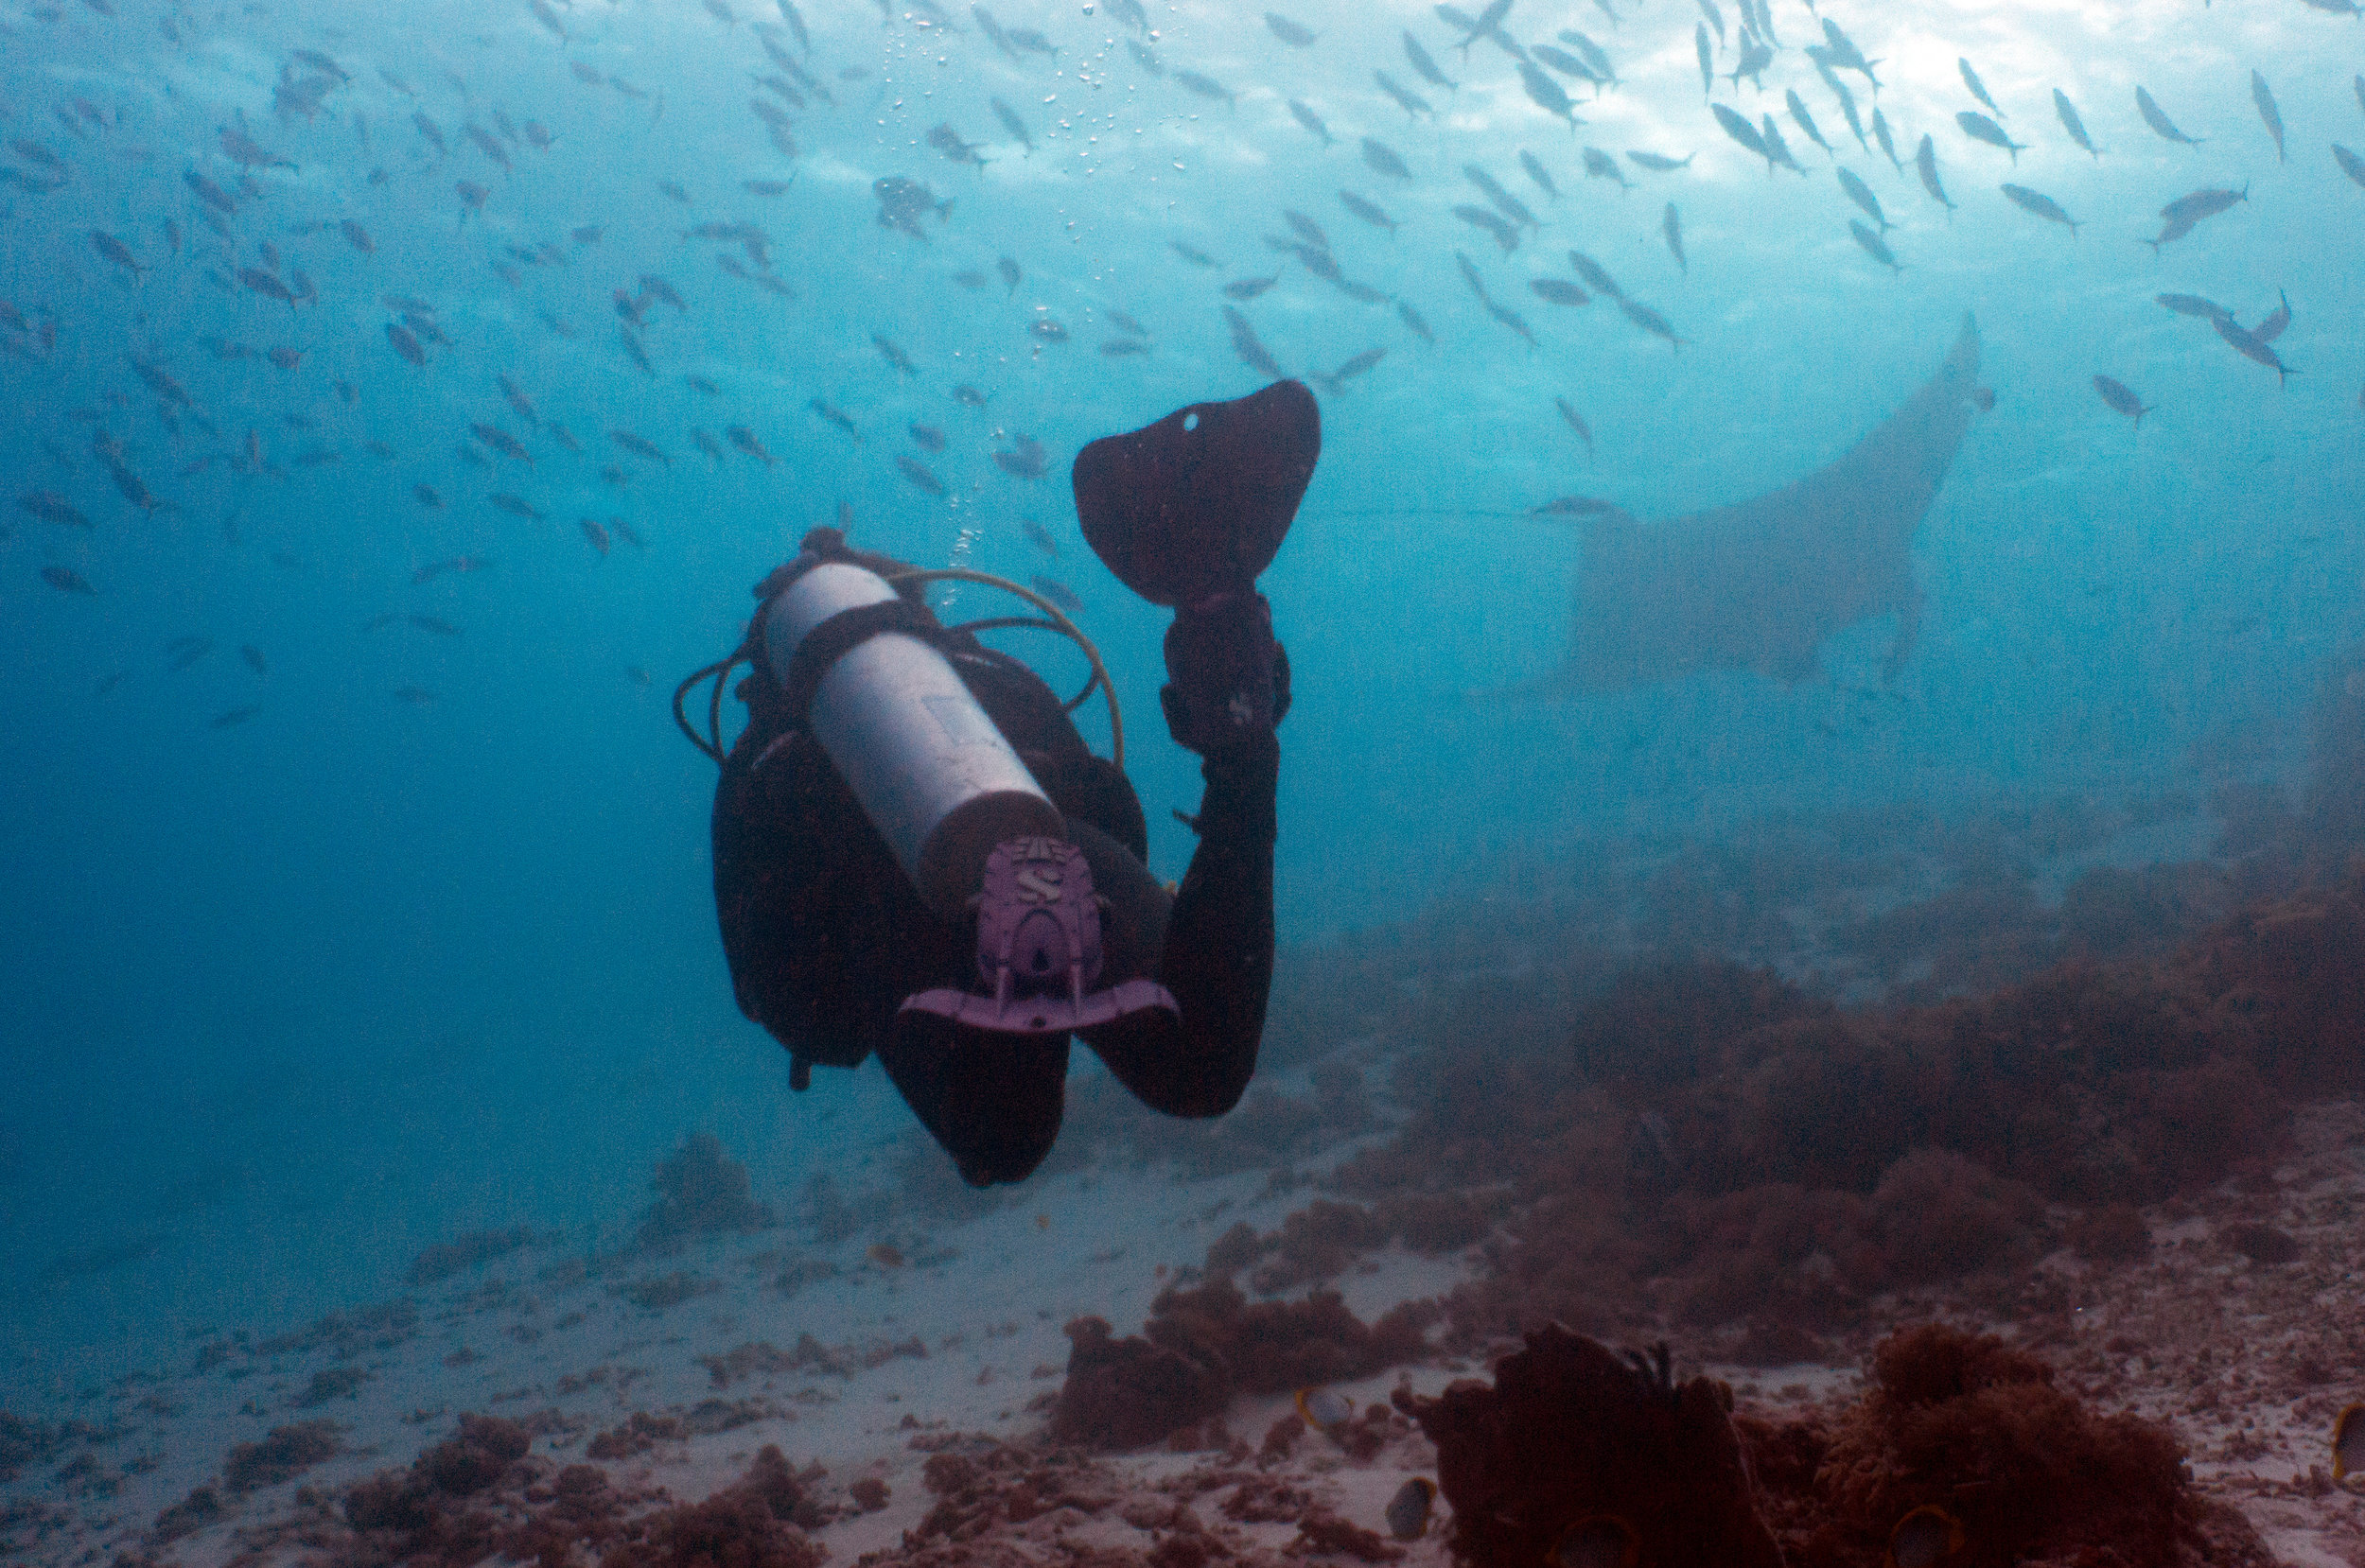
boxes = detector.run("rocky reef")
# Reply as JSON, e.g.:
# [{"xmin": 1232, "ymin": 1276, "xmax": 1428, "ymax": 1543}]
[{"xmin": 1401, "ymin": 1322, "xmax": 2276, "ymax": 1568}]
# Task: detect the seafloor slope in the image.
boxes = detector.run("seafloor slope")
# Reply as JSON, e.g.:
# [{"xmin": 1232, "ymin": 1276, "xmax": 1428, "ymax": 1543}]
[
  {"xmin": 4, "ymin": 877, "xmax": 2361, "ymax": 1566},
  {"xmin": 11, "ymin": 654, "xmax": 2365, "ymax": 1568}
]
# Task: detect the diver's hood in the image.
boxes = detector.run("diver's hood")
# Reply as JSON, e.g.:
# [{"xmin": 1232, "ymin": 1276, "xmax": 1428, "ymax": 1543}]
[{"xmin": 1072, "ymin": 378, "xmax": 1320, "ymax": 607}]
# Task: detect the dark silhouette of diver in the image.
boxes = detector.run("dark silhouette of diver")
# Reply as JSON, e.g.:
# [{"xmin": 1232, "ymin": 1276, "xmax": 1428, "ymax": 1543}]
[{"xmin": 686, "ymin": 381, "xmax": 1320, "ymax": 1186}]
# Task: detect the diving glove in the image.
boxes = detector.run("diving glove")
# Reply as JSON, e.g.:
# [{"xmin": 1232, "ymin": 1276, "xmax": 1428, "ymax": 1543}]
[{"xmin": 1162, "ymin": 590, "xmax": 1290, "ymax": 755}]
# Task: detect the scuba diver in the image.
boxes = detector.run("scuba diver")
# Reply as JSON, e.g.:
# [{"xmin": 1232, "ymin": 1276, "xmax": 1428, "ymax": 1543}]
[{"xmin": 681, "ymin": 381, "xmax": 1320, "ymax": 1186}]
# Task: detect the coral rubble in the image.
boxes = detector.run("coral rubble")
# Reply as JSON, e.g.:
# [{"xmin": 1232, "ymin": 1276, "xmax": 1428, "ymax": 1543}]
[
  {"xmin": 221, "ymin": 1420, "xmax": 339, "ymax": 1492},
  {"xmin": 634, "ymin": 1132, "xmax": 778, "ymax": 1251},
  {"xmin": 328, "ymin": 1417, "xmax": 825, "ymax": 1568},
  {"xmin": 1397, "ymin": 1324, "xmax": 1782, "ymax": 1567},
  {"xmin": 406, "ymin": 1225, "xmax": 538, "ymax": 1286},
  {"xmin": 600, "ymin": 1447, "xmax": 827, "ymax": 1568},
  {"xmin": 1053, "ymin": 1281, "xmax": 1434, "ymax": 1450},
  {"xmin": 1399, "ymin": 1322, "xmax": 2276, "ymax": 1568},
  {"xmin": 0, "ymin": 1415, "xmax": 99, "ymax": 1486},
  {"xmin": 1309, "ymin": 870, "xmax": 2365, "ymax": 1349},
  {"xmin": 1743, "ymin": 1324, "xmax": 2279, "ymax": 1567}
]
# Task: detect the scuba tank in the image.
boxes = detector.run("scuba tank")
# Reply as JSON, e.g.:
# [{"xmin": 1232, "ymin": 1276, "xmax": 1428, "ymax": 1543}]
[
  {"xmin": 759, "ymin": 552, "xmax": 1177, "ymax": 1037},
  {"xmin": 762, "ymin": 558, "xmax": 1064, "ymax": 919}
]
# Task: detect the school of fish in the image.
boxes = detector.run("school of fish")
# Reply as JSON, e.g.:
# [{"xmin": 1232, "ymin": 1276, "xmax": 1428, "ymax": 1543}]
[{"xmin": 0, "ymin": 0, "xmax": 2356, "ymax": 729}]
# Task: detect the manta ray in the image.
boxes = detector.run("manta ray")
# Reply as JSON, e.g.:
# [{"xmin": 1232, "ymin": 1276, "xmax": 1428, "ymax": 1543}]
[{"xmin": 1542, "ymin": 313, "xmax": 1988, "ymax": 693}]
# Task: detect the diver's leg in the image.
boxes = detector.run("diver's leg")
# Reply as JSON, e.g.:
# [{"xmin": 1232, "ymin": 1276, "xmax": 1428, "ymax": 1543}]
[
  {"xmin": 874, "ymin": 1019, "xmax": 1071, "ymax": 1186},
  {"xmin": 1064, "ymin": 818, "xmax": 1170, "ymax": 974},
  {"xmin": 713, "ymin": 723, "xmax": 954, "ymax": 1065}
]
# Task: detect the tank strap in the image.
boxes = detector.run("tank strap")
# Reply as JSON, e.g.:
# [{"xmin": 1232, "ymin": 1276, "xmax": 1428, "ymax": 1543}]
[{"xmin": 775, "ymin": 598, "xmax": 940, "ymax": 727}]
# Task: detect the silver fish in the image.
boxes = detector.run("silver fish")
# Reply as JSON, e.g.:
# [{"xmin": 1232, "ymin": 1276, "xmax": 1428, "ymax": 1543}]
[
  {"xmin": 1837, "ymin": 166, "xmax": 1890, "ymax": 232},
  {"xmin": 1618, "ymin": 296, "xmax": 1685, "ymax": 353},
  {"xmin": 1517, "ymin": 61, "xmax": 1580, "ymax": 128},
  {"xmin": 2093, "ymin": 375, "xmax": 2150, "ymax": 426},
  {"xmin": 1850, "ymin": 219, "xmax": 1902, "ymax": 272},
  {"xmin": 1224, "ymin": 305, "xmax": 1281, "ymax": 377},
  {"xmin": 1375, "ymin": 71, "xmax": 1432, "ymax": 120},
  {"xmin": 1453, "ymin": 203, "xmax": 1519, "ymax": 252},
  {"xmin": 1826, "ymin": 72, "xmax": 1867, "ymax": 151},
  {"xmin": 2135, "ymin": 86, "xmax": 2202, "ymax": 146},
  {"xmin": 1318, "ymin": 346, "xmax": 1386, "ymax": 392},
  {"xmin": 991, "ymin": 97, "xmax": 1034, "ymax": 154},
  {"xmin": 2001, "ymin": 183, "xmax": 2079, "ymax": 235},
  {"xmin": 1915, "ymin": 135, "xmax": 1955, "ymax": 212},
  {"xmin": 1711, "ymin": 104, "xmax": 1770, "ymax": 170},
  {"xmin": 1519, "ymin": 149, "xmax": 1559, "ymax": 198},
  {"xmin": 1404, "ymin": 32, "xmax": 1457, "ymax": 91},
  {"xmin": 1567, "ymin": 251, "xmax": 1622, "ymax": 300},
  {"xmin": 1727, "ymin": 39, "xmax": 1773, "ymax": 91},
  {"xmin": 2212, "ymin": 315, "xmax": 2293, "ymax": 384},
  {"xmin": 1555, "ymin": 399, "xmax": 1594, "ymax": 456},
  {"xmin": 1958, "ymin": 58, "xmax": 2004, "ymax": 120},
  {"xmin": 1172, "ymin": 70, "xmax": 1235, "ymax": 107},
  {"xmin": 2053, "ymin": 90, "xmax": 2098, "ymax": 160},
  {"xmin": 2251, "ymin": 290, "xmax": 2289, "ymax": 347},
  {"xmin": 1582, "ymin": 147, "xmax": 1632, "ymax": 189},
  {"xmin": 1561, "ymin": 30, "xmax": 1616, "ymax": 85},
  {"xmin": 1465, "ymin": 164, "xmax": 1537, "ymax": 226},
  {"xmin": 1532, "ymin": 495, "xmax": 1616, "ymax": 516},
  {"xmin": 2155, "ymin": 292, "xmax": 2234, "ymax": 323},
  {"xmin": 1786, "ymin": 91, "xmax": 1833, "ymax": 158},
  {"xmin": 1955, "ymin": 111, "xmax": 2026, "ymax": 164},
  {"xmin": 1265, "ymin": 11, "xmax": 1317, "ymax": 46},
  {"xmin": 1340, "ymin": 191, "xmax": 1398, "ymax": 234},
  {"xmin": 1873, "ymin": 108, "xmax": 1902, "ymax": 172},
  {"xmin": 2251, "ymin": 71, "xmax": 2284, "ymax": 164},
  {"xmin": 1361, "ymin": 137, "xmax": 1411, "ymax": 180}
]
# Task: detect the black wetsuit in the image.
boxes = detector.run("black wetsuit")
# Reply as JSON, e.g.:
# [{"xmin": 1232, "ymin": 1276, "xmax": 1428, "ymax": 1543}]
[{"xmin": 712, "ymin": 576, "xmax": 1277, "ymax": 1187}]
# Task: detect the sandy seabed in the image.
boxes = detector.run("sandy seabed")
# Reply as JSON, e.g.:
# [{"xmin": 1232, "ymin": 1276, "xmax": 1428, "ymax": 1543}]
[{"xmin": 4, "ymin": 1077, "xmax": 2361, "ymax": 1568}]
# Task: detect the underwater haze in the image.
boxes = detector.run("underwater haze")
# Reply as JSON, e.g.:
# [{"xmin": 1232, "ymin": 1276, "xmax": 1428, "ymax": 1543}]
[{"xmin": 3, "ymin": 0, "xmax": 2365, "ymax": 1553}]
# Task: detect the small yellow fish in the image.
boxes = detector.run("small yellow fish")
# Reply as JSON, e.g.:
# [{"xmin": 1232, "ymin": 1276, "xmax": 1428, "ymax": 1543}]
[
  {"xmin": 1293, "ymin": 1386, "xmax": 1352, "ymax": 1433},
  {"xmin": 867, "ymin": 1243, "xmax": 905, "ymax": 1269},
  {"xmin": 1552, "ymin": 1515, "xmax": 1638, "ymax": 1568},
  {"xmin": 1887, "ymin": 1504, "xmax": 1965, "ymax": 1568},
  {"xmin": 1383, "ymin": 1476, "xmax": 1434, "ymax": 1541},
  {"xmin": 1035, "ymin": 1213, "xmax": 1050, "ymax": 1229},
  {"xmin": 2334, "ymin": 1402, "xmax": 2365, "ymax": 1482}
]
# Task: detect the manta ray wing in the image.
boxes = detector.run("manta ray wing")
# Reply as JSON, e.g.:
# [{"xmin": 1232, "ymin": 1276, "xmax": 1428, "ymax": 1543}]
[{"xmin": 1551, "ymin": 313, "xmax": 1983, "ymax": 693}]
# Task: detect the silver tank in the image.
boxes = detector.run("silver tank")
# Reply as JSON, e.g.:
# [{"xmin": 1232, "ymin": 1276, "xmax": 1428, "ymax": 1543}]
[{"xmin": 762, "ymin": 560, "xmax": 1064, "ymax": 918}]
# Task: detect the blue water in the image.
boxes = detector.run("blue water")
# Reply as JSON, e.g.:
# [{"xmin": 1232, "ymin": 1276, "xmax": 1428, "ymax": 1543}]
[{"xmin": 1, "ymin": 0, "xmax": 2360, "ymax": 1409}]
